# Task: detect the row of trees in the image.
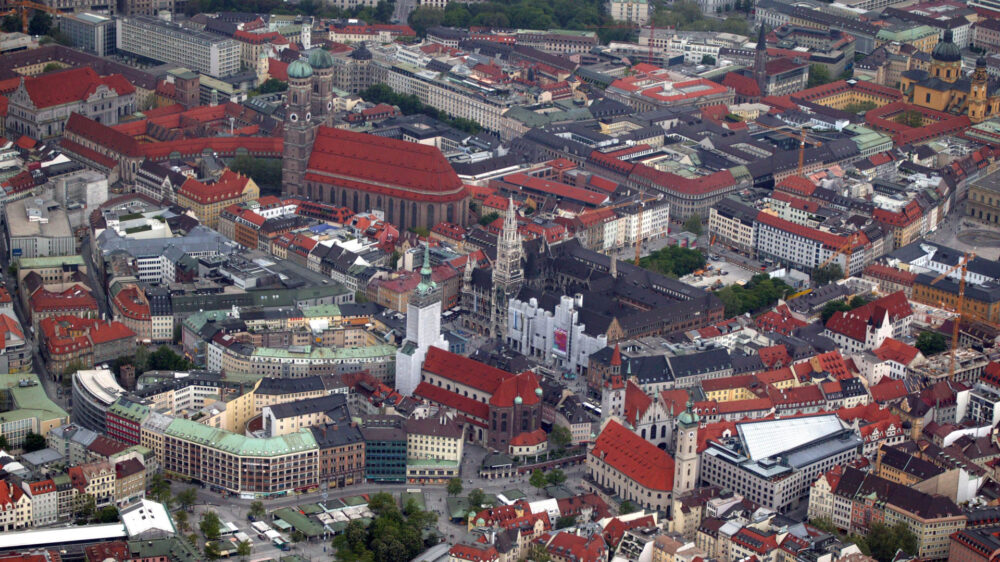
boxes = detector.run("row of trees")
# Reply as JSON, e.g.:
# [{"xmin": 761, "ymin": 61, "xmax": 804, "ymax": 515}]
[
  {"xmin": 715, "ymin": 274, "xmax": 792, "ymax": 317},
  {"xmin": 651, "ymin": 1, "xmax": 751, "ymax": 34},
  {"xmin": 408, "ymin": 0, "xmax": 633, "ymax": 43},
  {"xmin": 360, "ymin": 84, "xmax": 481, "ymax": 134},
  {"xmin": 811, "ymin": 519, "xmax": 917, "ymax": 562},
  {"xmin": 820, "ymin": 294, "xmax": 872, "ymax": 323},
  {"xmin": 0, "ymin": 432, "xmax": 46, "ymax": 453},
  {"xmin": 183, "ymin": 0, "xmax": 394, "ymax": 23}
]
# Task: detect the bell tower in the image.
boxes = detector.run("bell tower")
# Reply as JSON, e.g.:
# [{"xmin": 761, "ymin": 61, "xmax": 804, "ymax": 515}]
[
  {"xmin": 282, "ymin": 59, "xmax": 315, "ymax": 197},
  {"xmin": 308, "ymin": 49, "xmax": 335, "ymax": 127},
  {"xmin": 970, "ymin": 57, "xmax": 989, "ymax": 124},
  {"xmin": 673, "ymin": 399, "xmax": 700, "ymax": 497}
]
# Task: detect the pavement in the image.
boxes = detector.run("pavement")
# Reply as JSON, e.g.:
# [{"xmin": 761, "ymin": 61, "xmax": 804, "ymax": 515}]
[
  {"xmin": 181, "ymin": 442, "xmax": 590, "ymax": 556},
  {"xmin": 925, "ymin": 204, "xmax": 1000, "ymax": 261}
]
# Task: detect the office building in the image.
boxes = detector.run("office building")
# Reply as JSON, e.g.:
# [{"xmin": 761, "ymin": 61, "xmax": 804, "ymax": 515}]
[
  {"xmin": 116, "ymin": 16, "xmax": 240, "ymax": 77},
  {"xmin": 59, "ymin": 13, "xmax": 116, "ymax": 57}
]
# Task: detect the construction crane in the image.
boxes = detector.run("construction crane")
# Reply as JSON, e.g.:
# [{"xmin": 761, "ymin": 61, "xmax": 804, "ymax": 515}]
[
  {"xmin": 816, "ymin": 233, "xmax": 858, "ymax": 280},
  {"xmin": 756, "ymin": 123, "xmax": 823, "ymax": 175},
  {"xmin": 5, "ymin": 1, "xmax": 62, "ymax": 34},
  {"xmin": 931, "ymin": 252, "xmax": 974, "ymax": 381}
]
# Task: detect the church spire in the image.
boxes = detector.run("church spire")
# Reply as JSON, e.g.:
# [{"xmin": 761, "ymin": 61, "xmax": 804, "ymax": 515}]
[
  {"xmin": 416, "ymin": 243, "xmax": 434, "ymax": 294},
  {"xmin": 754, "ymin": 25, "xmax": 768, "ymax": 98}
]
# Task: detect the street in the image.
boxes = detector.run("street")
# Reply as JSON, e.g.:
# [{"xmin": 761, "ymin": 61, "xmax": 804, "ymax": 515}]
[{"xmin": 392, "ymin": 0, "xmax": 416, "ymax": 24}]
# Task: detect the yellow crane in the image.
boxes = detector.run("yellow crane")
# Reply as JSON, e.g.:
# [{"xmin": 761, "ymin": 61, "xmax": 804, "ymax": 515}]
[
  {"xmin": 930, "ymin": 252, "xmax": 974, "ymax": 380},
  {"xmin": 3, "ymin": 1, "xmax": 63, "ymax": 34},
  {"xmin": 815, "ymin": 233, "xmax": 859, "ymax": 280},
  {"xmin": 756, "ymin": 123, "xmax": 823, "ymax": 176}
]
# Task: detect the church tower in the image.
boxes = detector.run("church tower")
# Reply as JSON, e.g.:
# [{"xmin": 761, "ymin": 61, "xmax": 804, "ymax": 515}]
[
  {"xmin": 490, "ymin": 198, "xmax": 523, "ymax": 339},
  {"xmin": 282, "ymin": 59, "xmax": 315, "ymax": 196},
  {"xmin": 929, "ymin": 30, "xmax": 961, "ymax": 84},
  {"xmin": 673, "ymin": 399, "xmax": 700, "ymax": 497},
  {"xmin": 970, "ymin": 57, "xmax": 989, "ymax": 124},
  {"xmin": 308, "ymin": 49, "xmax": 335, "ymax": 127},
  {"xmin": 754, "ymin": 25, "xmax": 768, "ymax": 97},
  {"xmin": 395, "ymin": 244, "xmax": 449, "ymax": 396}
]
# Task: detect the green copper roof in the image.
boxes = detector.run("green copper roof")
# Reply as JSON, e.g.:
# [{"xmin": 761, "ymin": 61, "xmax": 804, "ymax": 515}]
[{"xmin": 164, "ymin": 418, "xmax": 317, "ymax": 457}]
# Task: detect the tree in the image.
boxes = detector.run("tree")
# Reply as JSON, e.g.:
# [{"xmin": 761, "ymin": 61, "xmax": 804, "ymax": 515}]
[
  {"xmin": 807, "ymin": 64, "xmax": 832, "ymax": 88},
  {"xmin": 250, "ymin": 78, "xmax": 288, "ymax": 97},
  {"xmin": 447, "ymin": 478, "xmax": 463, "ymax": 496},
  {"xmin": 76, "ymin": 495, "xmax": 96, "ymax": 521},
  {"xmin": 177, "ymin": 488, "xmax": 197, "ymax": 511},
  {"xmin": 229, "ymin": 155, "xmax": 282, "ymax": 196},
  {"xmin": 526, "ymin": 544, "xmax": 552, "ymax": 562},
  {"xmin": 96, "ymin": 506, "xmax": 119, "ymax": 523},
  {"xmin": 0, "ymin": 434, "xmax": 8, "ymax": 451},
  {"xmin": 849, "ymin": 295, "xmax": 871, "ymax": 309},
  {"xmin": 200, "ymin": 510, "xmax": 222, "ymax": 540},
  {"xmin": 683, "ymin": 214, "xmax": 704, "ymax": 236},
  {"xmin": 529, "ymin": 469, "xmax": 547, "ymax": 489},
  {"xmin": 173, "ymin": 324, "xmax": 182, "ymax": 344},
  {"xmin": 715, "ymin": 275, "xmax": 792, "ymax": 316},
  {"xmin": 700, "ymin": 54, "xmax": 716, "ymax": 65},
  {"xmin": 820, "ymin": 300, "xmax": 852, "ymax": 324},
  {"xmin": 915, "ymin": 331, "xmax": 947, "ymax": 356},
  {"xmin": 619, "ymin": 500, "xmax": 637, "ymax": 514},
  {"xmin": 174, "ymin": 509, "xmax": 190, "ymax": 532},
  {"xmin": 408, "ymin": 6, "xmax": 444, "ymax": 36},
  {"xmin": 555, "ymin": 514, "xmax": 577, "ymax": 529},
  {"xmin": 148, "ymin": 474, "xmax": 172, "ymax": 505},
  {"xmin": 545, "ymin": 469, "xmax": 567, "ymax": 486},
  {"xmin": 843, "ymin": 101, "xmax": 877, "ymax": 114},
  {"xmin": 63, "ymin": 359, "xmax": 86, "ymax": 379},
  {"xmin": 894, "ymin": 110, "xmax": 923, "ymax": 128},
  {"xmin": 291, "ymin": 529, "xmax": 306, "ymax": 542},
  {"xmin": 479, "ymin": 211, "xmax": 500, "ymax": 226},
  {"xmin": 467, "ymin": 488, "xmax": 486, "ymax": 509},
  {"xmin": 236, "ymin": 540, "xmax": 251, "ymax": 559},
  {"xmin": 249, "ymin": 500, "xmax": 266, "ymax": 520},
  {"xmin": 149, "ymin": 345, "xmax": 194, "ymax": 372},
  {"xmin": 813, "ymin": 264, "xmax": 844, "ymax": 286},
  {"xmin": 28, "ymin": 11, "xmax": 52, "ymax": 36},
  {"xmin": 204, "ymin": 541, "xmax": 222, "ymax": 560},
  {"xmin": 638, "ymin": 246, "xmax": 707, "ymax": 278},
  {"xmin": 23, "ymin": 432, "xmax": 45, "ymax": 452},
  {"xmin": 862, "ymin": 521, "xmax": 917, "ymax": 562},
  {"xmin": 43, "ymin": 62, "xmax": 62, "ymax": 73},
  {"xmin": 550, "ymin": 425, "xmax": 572, "ymax": 451},
  {"xmin": 374, "ymin": 0, "xmax": 394, "ymax": 22},
  {"xmin": 1, "ymin": 14, "xmax": 19, "ymax": 32}
]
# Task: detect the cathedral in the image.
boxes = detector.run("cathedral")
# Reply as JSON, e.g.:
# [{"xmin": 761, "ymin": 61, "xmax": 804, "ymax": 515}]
[
  {"xmin": 281, "ymin": 50, "xmax": 470, "ymax": 229},
  {"xmin": 900, "ymin": 30, "xmax": 1000, "ymax": 123}
]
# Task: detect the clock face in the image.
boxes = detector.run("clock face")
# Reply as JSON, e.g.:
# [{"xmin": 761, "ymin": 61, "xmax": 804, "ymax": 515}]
[
  {"xmin": 306, "ymin": 112, "xmax": 312, "ymax": 121},
  {"xmin": 327, "ymin": 101, "xmax": 333, "ymax": 110},
  {"xmin": 289, "ymin": 113, "xmax": 298, "ymax": 122}
]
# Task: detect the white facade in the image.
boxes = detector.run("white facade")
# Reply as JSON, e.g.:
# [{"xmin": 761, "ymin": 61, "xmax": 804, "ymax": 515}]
[
  {"xmin": 507, "ymin": 294, "xmax": 608, "ymax": 375},
  {"xmin": 395, "ymin": 251, "xmax": 449, "ymax": 397},
  {"xmin": 825, "ymin": 312, "xmax": 893, "ymax": 355},
  {"xmin": 24, "ymin": 485, "xmax": 56, "ymax": 526}
]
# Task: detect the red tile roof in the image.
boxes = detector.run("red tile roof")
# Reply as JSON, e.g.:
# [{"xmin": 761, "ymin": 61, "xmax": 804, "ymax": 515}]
[
  {"xmin": 490, "ymin": 371, "xmax": 541, "ymax": 407},
  {"xmin": 510, "ymin": 428, "xmax": 546, "ymax": 446},
  {"xmin": 20, "ymin": 67, "xmax": 134, "ymax": 109},
  {"xmin": 422, "ymin": 347, "xmax": 512, "ymax": 394},
  {"xmin": 590, "ymin": 420, "xmax": 674, "ymax": 492},
  {"xmin": 415, "ymin": 381, "xmax": 490, "ymax": 421},
  {"xmin": 873, "ymin": 338, "xmax": 921, "ymax": 365},
  {"xmin": 30, "ymin": 285, "xmax": 98, "ymax": 313},
  {"xmin": 863, "ymin": 264, "xmax": 916, "ymax": 286},
  {"xmin": 178, "ymin": 169, "xmax": 253, "ymax": 205},
  {"xmin": 66, "ymin": 113, "xmax": 140, "ymax": 157},
  {"xmin": 60, "ymin": 138, "xmax": 119, "ymax": 170},
  {"xmin": 112, "ymin": 285, "xmax": 150, "ymax": 321},
  {"xmin": 825, "ymin": 291, "xmax": 912, "ymax": 342},
  {"xmin": 775, "ymin": 176, "xmax": 817, "ymax": 197},
  {"xmin": 869, "ymin": 378, "xmax": 908, "ymax": 403},
  {"xmin": 498, "ymin": 172, "xmax": 608, "ymax": 207},
  {"xmin": 306, "ymin": 126, "xmax": 467, "ymax": 204},
  {"xmin": 722, "ymin": 72, "xmax": 761, "ymax": 98},
  {"xmin": 757, "ymin": 211, "xmax": 867, "ymax": 250}
]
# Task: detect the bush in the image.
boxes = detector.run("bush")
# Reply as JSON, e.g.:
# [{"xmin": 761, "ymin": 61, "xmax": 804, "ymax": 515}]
[{"xmin": 915, "ymin": 331, "xmax": 947, "ymax": 356}]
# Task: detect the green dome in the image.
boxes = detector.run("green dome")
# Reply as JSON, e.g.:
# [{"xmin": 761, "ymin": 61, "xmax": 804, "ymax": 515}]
[
  {"xmin": 514, "ymin": 396, "xmax": 523, "ymax": 405},
  {"xmin": 308, "ymin": 49, "xmax": 335, "ymax": 69},
  {"xmin": 535, "ymin": 387, "xmax": 543, "ymax": 397},
  {"xmin": 477, "ymin": 518, "xmax": 485, "ymax": 526},
  {"xmin": 932, "ymin": 30, "xmax": 961, "ymax": 63},
  {"xmin": 288, "ymin": 59, "xmax": 313, "ymax": 79}
]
